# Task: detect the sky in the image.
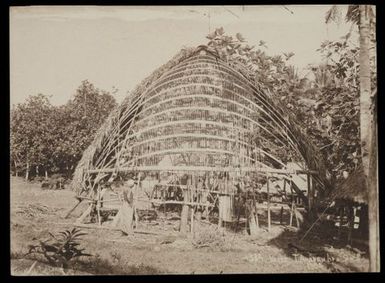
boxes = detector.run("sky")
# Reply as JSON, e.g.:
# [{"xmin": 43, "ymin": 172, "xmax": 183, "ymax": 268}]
[{"xmin": 10, "ymin": 5, "xmax": 358, "ymax": 106}]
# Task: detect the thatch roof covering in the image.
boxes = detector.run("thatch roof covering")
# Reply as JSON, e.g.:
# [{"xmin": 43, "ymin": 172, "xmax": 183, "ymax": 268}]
[{"xmin": 330, "ymin": 164, "xmax": 368, "ymax": 204}]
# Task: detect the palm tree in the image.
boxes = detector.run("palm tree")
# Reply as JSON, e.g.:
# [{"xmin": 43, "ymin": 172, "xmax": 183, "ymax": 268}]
[
  {"xmin": 358, "ymin": 5, "xmax": 379, "ymax": 273},
  {"xmin": 326, "ymin": 5, "xmax": 378, "ymax": 272}
]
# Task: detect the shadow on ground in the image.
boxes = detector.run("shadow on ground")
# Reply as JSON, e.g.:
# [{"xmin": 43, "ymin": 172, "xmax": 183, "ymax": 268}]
[{"xmin": 266, "ymin": 209, "xmax": 369, "ymax": 272}]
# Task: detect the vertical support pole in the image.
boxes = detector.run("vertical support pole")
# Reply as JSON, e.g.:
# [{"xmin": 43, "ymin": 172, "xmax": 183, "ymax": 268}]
[
  {"xmin": 25, "ymin": 161, "xmax": 30, "ymax": 181},
  {"xmin": 190, "ymin": 206, "xmax": 194, "ymax": 235},
  {"xmin": 289, "ymin": 202, "xmax": 294, "ymax": 227},
  {"xmin": 196, "ymin": 210, "xmax": 202, "ymax": 222},
  {"xmin": 180, "ymin": 176, "xmax": 190, "ymax": 236},
  {"xmin": 267, "ymin": 175, "xmax": 271, "ymax": 232},
  {"xmin": 218, "ymin": 178, "xmax": 223, "ymax": 228},
  {"xmin": 134, "ymin": 172, "xmax": 141, "ymax": 230},
  {"xmin": 255, "ymin": 207, "xmax": 259, "ymax": 229},
  {"xmin": 218, "ymin": 196, "xmax": 223, "ymax": 228},
  {"xmin": 245, "ymin": 196, "xmax": 248, "ymax": 232},
  {"xmin": 204, "ymin": 172, "xmax": 209, "ymax": 219},
  {"xmin": 289, "ymin": 180, "xmax": 294, "ymax": 227},
  {"xmin": 280, "ymin": 206, "xmax": 284, "ymax": 225},
  {"xmin": 294, "ymin": 204, "xmax": 300, "ymax": 228},
  {"xmin": 338, "ymin": 205, "xmax": 343, "ymax": 240},
  {"xmin": 253, "ymin": 193, "xmax": 259, "ymax": 229},
  {"xmin": 307, "ymin": 173, "xmax": 314, "ymax": 220},
  {"xmin": 248, "ymin": 199, "xmax": 258, "ymax": 236},
  {"xmin": 97, "ymin": 185, "xmax": 101, "ymax": 226},
  {"xmin": 347, "ymin": 205, "xmax": 353, "ymax": 245}
]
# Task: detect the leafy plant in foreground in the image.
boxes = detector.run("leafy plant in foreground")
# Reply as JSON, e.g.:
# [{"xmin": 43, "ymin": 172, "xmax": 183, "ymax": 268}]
[{"xmin": 27, "ymin": 228, "xmax": 91, "ymax": 269}]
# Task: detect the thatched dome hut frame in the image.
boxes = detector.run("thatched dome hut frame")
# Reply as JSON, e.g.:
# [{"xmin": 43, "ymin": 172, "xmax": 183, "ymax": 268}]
[{"xmin": 69, "ymin": 45, "xmax": 331, "ymax": 233}]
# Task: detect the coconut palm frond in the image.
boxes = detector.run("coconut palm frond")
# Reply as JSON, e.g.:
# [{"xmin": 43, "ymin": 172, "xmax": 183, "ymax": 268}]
[
  {"xmin": 325, "ymin": 5, "xmax": 341, "ymax": 24},
  {"xmin": 346, "ymin": 5, "xmax": 360, "ymax": 24}
]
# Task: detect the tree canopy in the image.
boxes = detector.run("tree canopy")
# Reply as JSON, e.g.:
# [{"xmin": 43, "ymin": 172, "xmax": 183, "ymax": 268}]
[
  {"xmin": 205, "ymin": 27, "xmax": 362, "ymax": 180},
  {"xmin": 10, "ymin": 80, "xmax": 117, "ymax": 178}
]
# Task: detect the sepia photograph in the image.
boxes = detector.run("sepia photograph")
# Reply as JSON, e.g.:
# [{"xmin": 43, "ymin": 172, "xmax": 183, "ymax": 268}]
[{"xmin": 9, "ymin": 5, "xmax": 379, "ymax": 275}]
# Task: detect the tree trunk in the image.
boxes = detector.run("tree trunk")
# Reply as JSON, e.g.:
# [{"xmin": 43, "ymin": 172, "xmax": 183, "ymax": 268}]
[
  {"xmin": 45, "ymin": 170, "xmax": 48, "ymax": 180},
  {"xmin": 359, "ymin": 5, "xmax": 372, "ymax": 175},
  {"xmin": 25, "ymin": 161, "xmax": 29, "ymax": 181},
  {"xmin": 359, "ymin": 5, "xmax": 379, "ymax": 272},
  {"xmin": 14, "ymin": 159, "xmax": 18, "ymax": 177},
  {"xmin": 368, "ymin": 92, "xmax": 379, "ymax": 271},
  {"xmin": 180, "ymin": 190, "xmax": 189, "ymax": 235},
  {"xmin": 247, "ymin": 199, "xmax": 258, "ymax": 236},
  {"xmin": 267, "ymin": 177, "xmax": 271, "ymax": 232}
]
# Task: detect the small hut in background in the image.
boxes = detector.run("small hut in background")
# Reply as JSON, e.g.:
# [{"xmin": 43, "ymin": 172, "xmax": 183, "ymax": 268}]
[{"xmin": 330, "ymin": 164, "xmax": 368, "ymax": 245}]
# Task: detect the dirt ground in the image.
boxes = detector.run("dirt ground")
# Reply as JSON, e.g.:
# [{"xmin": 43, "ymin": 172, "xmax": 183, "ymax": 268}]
[{"xmin": 10, "ymin": 176, "xmax": 369, "ymax": 275}]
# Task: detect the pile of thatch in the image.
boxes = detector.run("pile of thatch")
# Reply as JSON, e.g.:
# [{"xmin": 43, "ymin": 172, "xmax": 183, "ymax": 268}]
[{"xmin": 330, "ymin": 164, "xmax": 368, "ymax": 204}]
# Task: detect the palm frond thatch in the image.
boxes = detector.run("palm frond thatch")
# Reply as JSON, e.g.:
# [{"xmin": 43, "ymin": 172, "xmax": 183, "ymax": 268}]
[{"xmin": 330, "ymin": 164, "xmax": 367, "ymax": 204}]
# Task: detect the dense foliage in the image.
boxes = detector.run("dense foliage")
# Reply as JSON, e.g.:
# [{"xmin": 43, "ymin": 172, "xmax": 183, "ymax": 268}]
[
  {"xmin": 205, "ymin": 27, "xmax": 362, "ymax": 180},
  {"xmin": 10, "ymin": 81, "xmax": 117, "ymax": 179}
]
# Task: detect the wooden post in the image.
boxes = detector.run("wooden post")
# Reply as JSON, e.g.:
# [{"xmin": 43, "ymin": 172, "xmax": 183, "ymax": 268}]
[
  {"xmin": 248, "ymin": 199, "xmax": 258, "ymax": 236},
  {"xmin": 76, "ymin": 203, "xmax": 93, "ymax": 224},
  {"xmin": 338, "ymin": 206, "xmax": 343, "ymax": 240},
  {"xmin": 134, "ymin": 173, "xmax": 141, "ymax": 229},
  {"xmin": 294, "ymin": 204, "xmax": 300, "ymax": 228},
  {"xmin": 97, "ymin": 186, "xmax": 102, "ymax": 226},
  {"xmin": 218, "ymin": 197, "xmax": 223, "ymax": 228},
  {"xmin": 13, "ymin": 159, "xmax": 18, "ymax": 177},
  {"xmin": 280, "ymin": 206, "xmax": 284, "ymax": 225},
  {"xmin": 267, "ymin": 176, "xmax": 271, "ymax": 232},
  {"xmin": 180, "ymin": 201, "xmax": 189, "ymax": 235},
  {"xmin": 347, "ymin": 206, "xmax": 353, "ymax": 245},
  {"xmin": 190, "ymin": 207, "xmax": 195, "ymax": 234},
  {"xmin": 307, "ymin": 173, "xmax": 313, "ymax": 220},
  {"xmin": 63, "ymin": 199, "xmax": 82, "ymax": 219},
  {"xmin": 25, "ymin": 161, "xmax": 30, "ymax": 181},
  {"xmin": 254, "ymin": 194, "xmax": 259, "ymax": 229},
  {"xmin": 180, "ymin": 181, "xmax": 190, "ymax": 235},
  {"xmin": 196, "ymin": 210, "xmax": 202, "ymax": 222},
  {"xmin": 289, "ymin": 180, "xmax": 293, "ymax": 226},
  {"xmin": 218, "ymin": 179, "xmax": 223, "ymax": 228},
  {"xmin": 255, "ymin": 209, "xmax": 259, "ymax": 229},
  {"xmin": 289, "ymin": 202, "xmax": 294, "ymax": 227}
]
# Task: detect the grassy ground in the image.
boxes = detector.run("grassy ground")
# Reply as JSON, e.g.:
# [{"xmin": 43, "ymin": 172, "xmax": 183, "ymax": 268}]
[{"xmin": 10, "ymin": 176, "xmax": 369, "ymax": 275}]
